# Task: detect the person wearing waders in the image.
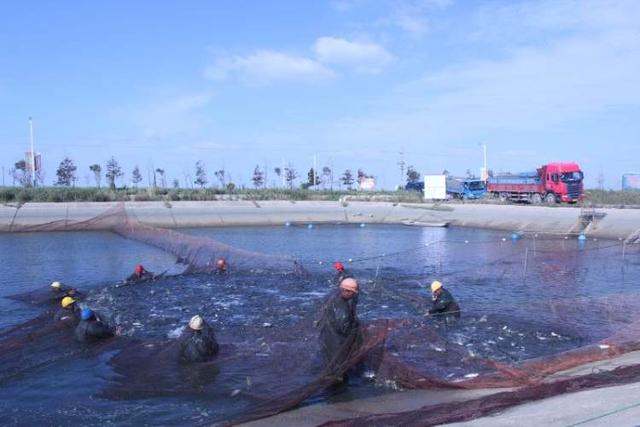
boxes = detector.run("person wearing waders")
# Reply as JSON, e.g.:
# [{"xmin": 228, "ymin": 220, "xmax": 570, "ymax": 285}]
[
  {"xmin": 214, "ymin": 258, "xmax": 227, "ymax": 274},
  {"xmin": 178, "ymin": 315, "xmax": 219, "ymax": 363},
  {"xmin": 333, "ymin": 261, "xmax": 353, "ymax": 286},
  {"xmin": 54, "ymin": 296, "xmax": 81, "ymax": 325},
  {"xmin": 125, "ymin": 264, "xmax": 155, "ymax": 284},
  {"xmin": 75, "ymin": 308, "xmax": 114, "ymax": 343},
  {"xmin": 50, "ymin": 281, "xmax": 78, "ymax": 299},
  {"xmin": 427, "ymin": 280, "xmax": 460, "ymax": 324},
  {"xmin": 319, "ymin": 277, "xmax": 362, "ymax": 382}
]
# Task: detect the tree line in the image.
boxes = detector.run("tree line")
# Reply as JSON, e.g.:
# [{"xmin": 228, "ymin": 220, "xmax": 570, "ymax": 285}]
[{"xmin": 5, "ymin": 157, "xmax": 422, "ymax": 190}]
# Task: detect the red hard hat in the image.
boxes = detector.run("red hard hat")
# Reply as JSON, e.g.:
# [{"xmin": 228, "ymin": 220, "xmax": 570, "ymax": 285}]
[
  {"xmin": 334, "ymin": 261, "xmax": 345, "ymax": 271},
  {"xmin": 135, "ymin": 264, "xmax": 144, "ymax": 274}
]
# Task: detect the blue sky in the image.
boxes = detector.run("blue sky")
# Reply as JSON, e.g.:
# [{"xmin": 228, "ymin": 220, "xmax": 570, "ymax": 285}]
[{"xmin": 1, "ymin": 0, "xmax": 638, "ymax": 189}]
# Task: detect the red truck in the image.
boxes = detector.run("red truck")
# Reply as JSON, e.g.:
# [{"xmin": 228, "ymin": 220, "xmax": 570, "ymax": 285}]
[{"xmin": 487, "ymin": 162, "xmax": 584, "ymax": 204}]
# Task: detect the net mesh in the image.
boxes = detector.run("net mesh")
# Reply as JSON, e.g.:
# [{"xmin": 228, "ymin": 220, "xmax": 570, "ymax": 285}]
[{"xmin": 2, "ymin": 202, "xmax": 640, "ymax": 425}]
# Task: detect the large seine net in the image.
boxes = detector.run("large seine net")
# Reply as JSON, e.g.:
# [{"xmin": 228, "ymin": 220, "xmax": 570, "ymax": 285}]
[{"xmin": 2, "ymin": 202, "xmax": 640, "ymax": 426}]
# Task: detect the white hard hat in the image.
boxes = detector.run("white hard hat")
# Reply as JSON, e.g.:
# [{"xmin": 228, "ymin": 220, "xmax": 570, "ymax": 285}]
[{"xmin": 189, "ymin": 315, "xmax": 204, "ymax": 331}]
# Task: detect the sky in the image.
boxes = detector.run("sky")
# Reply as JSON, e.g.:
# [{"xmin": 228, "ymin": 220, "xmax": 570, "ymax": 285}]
[{"xmin": 0, "ymin": 0, "xmax": 638, "ymax": 189}]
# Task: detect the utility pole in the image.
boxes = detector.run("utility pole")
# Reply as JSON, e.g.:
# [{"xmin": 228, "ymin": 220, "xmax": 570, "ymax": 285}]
[
  {"xmin": 480, "ymin": 143, "xmax": 488, "ymax": 181},
  {"xmin": 29, "ymin": 117, "xmax": 36, "ymax": 187},
  {"xmin": 397, "ymin": 150, "xmax": 405, "ymax": 187},
  {"xmin": 282, "ymin": 158, "xmax": 286, "ymax": 188},
  {"xmin": 2, "ymin": 166, "xmax": 5, "ymax": 187}
]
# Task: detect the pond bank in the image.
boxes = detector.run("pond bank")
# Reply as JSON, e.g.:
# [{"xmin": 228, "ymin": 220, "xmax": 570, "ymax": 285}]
[
  {"xmin": 1, "ymin": 201, "xmax": 639, "ymax": 240},
  {"xmin": 0, "ymin": 201, "xmax": 640, "ymax": 239}
]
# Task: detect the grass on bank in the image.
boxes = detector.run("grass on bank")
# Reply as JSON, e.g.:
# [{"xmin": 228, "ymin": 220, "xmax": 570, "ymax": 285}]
[
  {"xmin": 0, "ymin": 186, "xmax": 424, "ymax": 204},
  {"xmin": 1, "ymin": 187, "xmax": 639, "ymax": 207}
]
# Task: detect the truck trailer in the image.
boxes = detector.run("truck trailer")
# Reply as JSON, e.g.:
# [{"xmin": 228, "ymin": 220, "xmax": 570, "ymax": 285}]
[{"xmin": 488, "ymin": 162, "xmax": 584, "ymax": 204}]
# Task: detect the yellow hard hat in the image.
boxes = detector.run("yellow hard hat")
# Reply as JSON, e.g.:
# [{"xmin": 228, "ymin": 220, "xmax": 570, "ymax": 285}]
[
  {"xmin": 430, "ymin": 281, "xmax": 443, "ymax": 293},
  {"xmin": 61, "ymin": 296, "xmax": 76, "ymax": 308},
  {"xmin": 51, "ymin": 281, "xmax": 62, "ymax": 289}
]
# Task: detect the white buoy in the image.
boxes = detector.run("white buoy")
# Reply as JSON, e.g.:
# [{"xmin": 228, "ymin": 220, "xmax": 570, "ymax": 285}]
[
  {"xmin": 360, "ymin": 223, "xmax": 366, "ymax": 228},
  {"xmin": 348, "ymin": 258, "xmax": 353, "ymax": 262},
  {"xmin": 308, "ymin": 224, "xmax": 313, "ymax": 229},
  {"xmin": 284, "ymin": 222, "xmax": 291, "ymax": 227}
]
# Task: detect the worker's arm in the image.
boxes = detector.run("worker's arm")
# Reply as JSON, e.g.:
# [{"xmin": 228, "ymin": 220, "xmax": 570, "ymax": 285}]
[{"xmin": 429, "ymin": 293, "xmax": 452, "ymax": 315}]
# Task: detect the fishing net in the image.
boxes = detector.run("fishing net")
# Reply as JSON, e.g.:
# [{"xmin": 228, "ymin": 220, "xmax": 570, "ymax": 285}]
[{"xmin": 3, "ymin": 202, "xmax": 640, "ymax": 425}]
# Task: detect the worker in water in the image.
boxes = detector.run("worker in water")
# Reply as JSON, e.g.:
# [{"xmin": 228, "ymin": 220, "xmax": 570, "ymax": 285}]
[
  {"xmin": 75, "ymin": 308, "xmax": 115, "ymax": 343},
  {"xmin": 427, "ymin": 280, "xmax": 461, "ymax": 323},
  {"xmin": 126, "ymin": 264, "xmax": 154, "ymax": 284},
  {"xmin": 318, "ymin": 277, "xmax": 362, "ymax": 373},
  {"xmin": 47, "ymin": 281, "xmax": 80, "ymax": 305},
  {"xmin": 214, "ymin": 258, "xmax": 227, "ymax": 274},
  {"xmin": 333, "ymin": 261, "xmax": 353, "ymax": 286},
  {"xmin": 54, "ymin": 296, "xmax": 80, "ymax": 324},
  {"xmin": 50, "ymin": 281, "xmax": 77, "ymax": 297},
  {"xmin": 178, "ymin": 315, "xmax": 219, "ymax": 363}
]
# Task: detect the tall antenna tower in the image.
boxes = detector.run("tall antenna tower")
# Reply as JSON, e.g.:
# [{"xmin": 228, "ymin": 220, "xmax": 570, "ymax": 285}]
[
  {"xmin": 397, "ymin": 151, "xmax": 405, "ymax": 187},
  {"xmin": 29, "ymin": 117, "xmax": 37, "ymax": 187}
]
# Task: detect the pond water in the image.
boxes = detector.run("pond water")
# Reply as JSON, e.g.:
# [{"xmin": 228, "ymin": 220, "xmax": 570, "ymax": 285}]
[{"xmin": 0, "ymin": 224, "xmax": 637, "ymax": 425}]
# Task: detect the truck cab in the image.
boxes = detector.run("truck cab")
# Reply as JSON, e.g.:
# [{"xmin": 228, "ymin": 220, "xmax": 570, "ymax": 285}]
[
  {"xmin": 446, "ymin": 177, "xmax": 486, "ymax": 199},
  {"xmin": 538, "ymin": 163, "xmax": 584, "ymax": 203}
]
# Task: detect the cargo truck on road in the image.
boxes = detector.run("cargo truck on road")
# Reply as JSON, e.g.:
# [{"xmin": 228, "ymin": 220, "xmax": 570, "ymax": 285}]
[{"xmin": 487, "ymin": 162, "xmax": 584, "ymax": 204}]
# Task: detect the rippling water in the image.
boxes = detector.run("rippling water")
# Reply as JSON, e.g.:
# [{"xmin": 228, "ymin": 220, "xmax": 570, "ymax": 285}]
[{"xmin": 0, "ymin": 225, "xmax": 637, "ymax": 425}]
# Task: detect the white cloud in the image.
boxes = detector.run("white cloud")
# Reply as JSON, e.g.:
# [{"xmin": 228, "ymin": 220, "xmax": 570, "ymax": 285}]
[
  {"xmin": 204, "ymin": 37, "xmax": 393, "ymax": 84},
  {"xmin": 204, "ymin": 50, "xmax": 335, "ymax": 85},
  {"xmin": 389, "ymin": 0, "xmax": 453, "ymax": 36},
  {"xmin": 313, "ymin": 37, "xmax": 393, "ymax": 73},
  {"xmin": 330, "ymin": 0, "xmax": 365, "ymax": 12}
]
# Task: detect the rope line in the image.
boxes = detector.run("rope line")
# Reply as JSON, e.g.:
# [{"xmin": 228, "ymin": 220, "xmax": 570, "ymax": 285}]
[{"xmin": 565, "ymin": 400, "xmax": 640, "ymax": 426}]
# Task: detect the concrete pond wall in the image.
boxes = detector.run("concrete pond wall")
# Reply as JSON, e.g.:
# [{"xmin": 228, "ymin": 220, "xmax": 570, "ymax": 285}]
[{"xmin": 1, "ymin": 201, "xmax": 639, "ymax": 241}]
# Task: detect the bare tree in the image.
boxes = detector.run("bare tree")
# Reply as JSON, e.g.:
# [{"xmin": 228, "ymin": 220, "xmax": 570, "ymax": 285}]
[
  {"xmin": 132, "ymin": 165, "xmax": 143, "ymax": 187},
  {"xmin": 155, "ymin": 168, "xmax": 166, "ymax": 188},
  {"xmin": 11, "ymin": 160, "xmax": 30, "ymax": 187},
  {"xmin": 89, "ymin": 164, "xmax": 102, "ymax": 188},
  {"xmin": 194, "ymin": 161, "xmax": 208, "ymax": 188},
  {"xmin": 252, "ymin": 165, "xmax": 264, "ymax": 188},
  {"xmin": 214, "ymin": 169, "xmax": 226, "ymax": 188},
  {"xmin": 284, "ymin": 164, "xmax": 298, "ymax": 190},
  {"xmin": 304, "ymin": 168, "xmax": 320, "ymax": 190},
  {"xmin": 274, "ymin": 167, "xmax": 282, "ymax": 188},
  {"xmin": 406, "ymin": 165, "xmax": 420, "ymax": 183},
  {"xmin": 341, "ymin": 169, "xmax": 355, "ymax": 190},
  {"xmin": 105, "ymin": 157, "xmax": 123, "ymax": 189},
  {"xmin": 322, "ymin": 166, "xmax": 333, "ymax": 190}
]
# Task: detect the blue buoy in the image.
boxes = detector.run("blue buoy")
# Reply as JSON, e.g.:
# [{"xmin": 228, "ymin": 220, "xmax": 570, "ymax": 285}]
[
  {"xmin": 578, "ymin": 234, "xmax": 587, "ymax": 241},
  {"xmin": 511, "ymin": 232, "xmax": 521, "ymax": 241},
  {"xmin": 307, "ymin": 224, "xmax": 314, "ymax": 229}
]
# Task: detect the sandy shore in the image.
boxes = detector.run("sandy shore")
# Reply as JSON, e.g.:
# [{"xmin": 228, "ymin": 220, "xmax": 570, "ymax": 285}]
[{"xmin": 1, "ymin": 200, "xmax": 639, "ymax": 240}]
